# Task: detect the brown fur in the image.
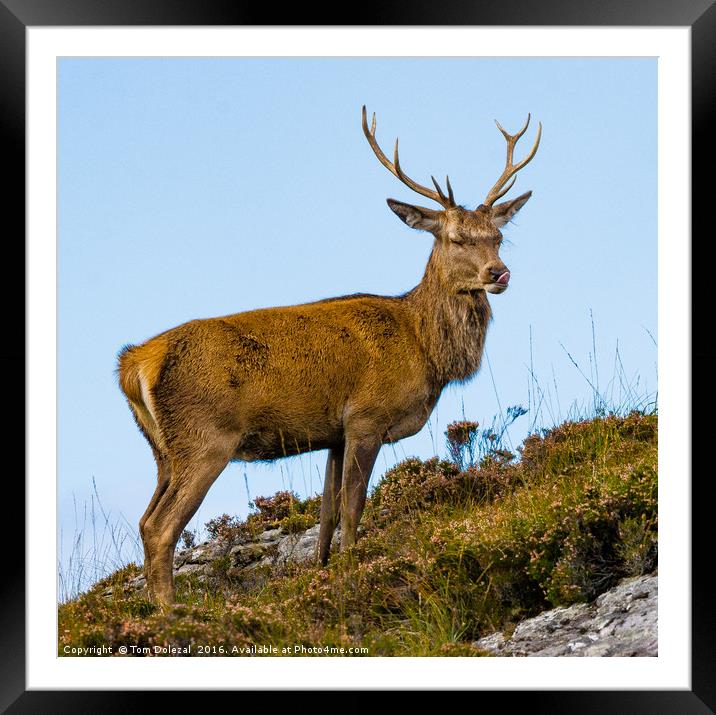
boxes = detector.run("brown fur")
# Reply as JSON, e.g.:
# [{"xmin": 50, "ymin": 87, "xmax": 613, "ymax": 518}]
[{"xmin": 118, "ymin": 119, "xmax": 537, "ymax": 606}]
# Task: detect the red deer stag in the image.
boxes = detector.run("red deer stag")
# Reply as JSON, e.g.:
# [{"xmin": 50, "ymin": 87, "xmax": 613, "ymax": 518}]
[{"xmin": 118, "ymin": 107, "xmax": 541, "ymax": 605}]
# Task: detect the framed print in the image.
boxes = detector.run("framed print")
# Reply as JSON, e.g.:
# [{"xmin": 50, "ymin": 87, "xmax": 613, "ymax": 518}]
[{"xmin": 6, "ymin": 0, "xmax": 714, "ymax": 711}]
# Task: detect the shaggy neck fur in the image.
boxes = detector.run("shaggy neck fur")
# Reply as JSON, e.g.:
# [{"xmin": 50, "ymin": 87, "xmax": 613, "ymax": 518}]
[{"xmin": 405, "ymin": 244, "xmax": 492, "ymax": 386}]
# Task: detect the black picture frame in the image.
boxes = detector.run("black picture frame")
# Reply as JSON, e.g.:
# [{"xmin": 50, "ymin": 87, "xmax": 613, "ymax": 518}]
[{"xmin": 4, "ymin": 1, "xmax": 713, "ymax": 712}]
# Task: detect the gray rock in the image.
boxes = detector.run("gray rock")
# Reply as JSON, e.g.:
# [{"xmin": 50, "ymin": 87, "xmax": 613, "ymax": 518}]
[
  {"xmin": 175, "ymin": 562, "xmax": 205, "ymax": 577},
  {"xmin": 272, "ymin": 524, "xmax": 343, "ymax": 566},
  {"xmin": 103, "ymin": 573, "xmax": 146, "ymax": 597},
  {"xmin": 173, "ymin": 549, "xmax": 191, "ymax": 568},
  {"xmin": 181, "ymin": 540, "xmax": 231, "ymax": 565},
  {"xmin": 275, "ymin": 524, "xmax": 321, "ymax": 565},
  {"xmin": 258, "ymin": 528, "xmax": 283, "ymax": 543},
  {"xmin": 230, "ymin": 541, "xmax": 271, "ymax": 566},
  {"xmin": 474, "ymin": 574, "xmax": 658, "ymax": 657}
]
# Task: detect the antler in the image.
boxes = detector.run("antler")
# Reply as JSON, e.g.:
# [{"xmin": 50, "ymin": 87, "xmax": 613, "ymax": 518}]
[
  {"xmin": 362, "ymin": 105, "xmax": 456, "ymax": 209},
  {"xmin": 482, "ymin": 114, "xmax": 542, "ymax": 207}
]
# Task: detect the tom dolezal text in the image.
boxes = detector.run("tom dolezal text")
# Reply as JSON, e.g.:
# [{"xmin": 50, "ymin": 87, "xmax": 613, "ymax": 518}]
[{"xmin": 63, "ymin": 644, "xmax": 369, "ymax": 656}]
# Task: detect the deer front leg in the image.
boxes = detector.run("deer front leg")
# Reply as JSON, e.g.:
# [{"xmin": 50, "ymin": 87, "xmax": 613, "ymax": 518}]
[
  {"xmin": 340, "ymin": 436, "xmax": 381, "ymax": 551},
  {"xmin": 317, "ymin": 443, "xmax": 344, "ymax": 565}
]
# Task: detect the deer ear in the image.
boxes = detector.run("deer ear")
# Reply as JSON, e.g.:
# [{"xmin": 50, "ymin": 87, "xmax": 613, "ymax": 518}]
[
  {"xmin": 490, "ymin": 191, "xmax": 532, "ymax": 228},
  {"xmin": 387, "ymin": 199, "xmax": 440, "ymax": 232}
]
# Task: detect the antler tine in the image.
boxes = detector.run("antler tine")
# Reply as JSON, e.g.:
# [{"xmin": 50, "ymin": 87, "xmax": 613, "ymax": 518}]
[
  {"xmin": 495, "ymin": 113, "xmax": 531, "ymax": 143},
  {"xmin": 489, "ymin": 176, "xmax": 517, "ymax": 205},
  {"xmin": 483, "ymin": 115, "xmax": 542, "ymax": 207},
  {"xmin": 361, "ymin": 105, "xmax": 456, "ymax": 209},
  {"xmin": 445, "ymin": 175, "xmax": 455, "ymax": 206},
  {"xmin": 430, "ymin": 174, "xmax": 456, "ymax": 206},
  {"xmin": 431, "ymin": 175, "xmax": 448, "ymax": 204}
]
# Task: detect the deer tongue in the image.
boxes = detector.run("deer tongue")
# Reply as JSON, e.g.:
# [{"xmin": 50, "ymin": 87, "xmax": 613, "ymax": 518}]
[{"xmin": 496, "ymin": 270, "xmax": 511, "ymax": 285}]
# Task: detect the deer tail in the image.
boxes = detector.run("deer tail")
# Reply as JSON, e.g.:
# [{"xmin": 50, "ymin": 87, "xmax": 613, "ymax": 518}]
[{"xmin": 117, "ymin": 338, "xmax": 167, "ymax": 454}]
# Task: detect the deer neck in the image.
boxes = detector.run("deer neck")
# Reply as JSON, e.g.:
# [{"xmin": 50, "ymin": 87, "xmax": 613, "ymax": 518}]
[{"xmin": 406, "ymin": 245, "xmax": 492, "ymax": 386}]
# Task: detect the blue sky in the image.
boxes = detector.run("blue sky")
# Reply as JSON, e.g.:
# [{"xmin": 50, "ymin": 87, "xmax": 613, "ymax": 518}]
[{"xmin": 58, "ymin": 57, "xmax": 656, "ymax": 568}]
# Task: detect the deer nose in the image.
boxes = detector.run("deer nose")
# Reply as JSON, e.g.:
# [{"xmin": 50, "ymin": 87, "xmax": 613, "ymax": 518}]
[{"xmin": 488, "ymin": 266, "xmax": 510, "ymax": 285}]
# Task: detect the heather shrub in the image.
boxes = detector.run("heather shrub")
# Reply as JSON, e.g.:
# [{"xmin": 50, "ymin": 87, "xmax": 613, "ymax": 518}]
[{"xmin": 199, "ymin": 491, "xmax": 322, "ymax": 545}]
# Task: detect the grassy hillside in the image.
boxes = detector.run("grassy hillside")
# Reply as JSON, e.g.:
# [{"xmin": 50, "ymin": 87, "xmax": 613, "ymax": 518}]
[{"xmin": 59, "ymin": 411, "xmax": 657, "ymax": 657}]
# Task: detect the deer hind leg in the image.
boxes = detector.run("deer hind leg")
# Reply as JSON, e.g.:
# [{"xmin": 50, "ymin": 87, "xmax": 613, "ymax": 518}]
[
  {"xmin": 340, "ymin": 436, "xmax": 381, "ymax": 552},
  {"xmin": 317, "ymin": 443, "xmax": 344, "ymax": 565},
  {"xmin": 141, "ymin": 442, "xmax": 231, "ymax": 606},
  {"xmin": 139, "ymin": 448, "xmax": 170, "ymax": 587}
]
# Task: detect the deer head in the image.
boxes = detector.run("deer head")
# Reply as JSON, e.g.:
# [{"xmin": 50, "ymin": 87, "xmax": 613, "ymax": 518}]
[{"xmin": 362, "ymin": 106, "xmax": 541, "ymax": 295}]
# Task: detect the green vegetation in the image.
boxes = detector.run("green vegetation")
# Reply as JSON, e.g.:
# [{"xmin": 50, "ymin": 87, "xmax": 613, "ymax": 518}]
[
  {"xmin": 58, "ymin": 409, "xmax": 656, "ymax": 657},
  {"xmin": 195, "ymin": 490, "xmax": 323, "ymax": 546}
]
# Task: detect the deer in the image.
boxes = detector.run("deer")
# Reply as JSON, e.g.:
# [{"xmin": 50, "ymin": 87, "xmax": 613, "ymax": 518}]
[{"xmin": 117, "ymin": 106, "xmax": 541, "ymax": 606}]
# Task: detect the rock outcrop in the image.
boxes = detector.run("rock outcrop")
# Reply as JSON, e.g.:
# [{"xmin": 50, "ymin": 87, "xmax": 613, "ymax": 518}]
[
  {"xmin": 121, "ymin": 523, "xmax": 337, "ymax": 593},
  {"xmin": 473, "ymin": 573, "xmax": 657, "ymax": 657}
]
